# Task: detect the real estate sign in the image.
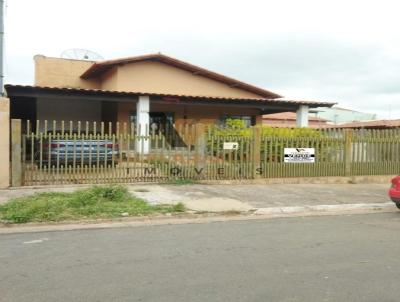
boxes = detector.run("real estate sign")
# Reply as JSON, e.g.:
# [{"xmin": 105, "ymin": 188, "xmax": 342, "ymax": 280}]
[
  {"xmin": 284, "ymin": 148, "xmax": 315, "ymax": 163},
  {"xmin": 223, "ymin": 142, "xmax": 239, "ymax": 150}
]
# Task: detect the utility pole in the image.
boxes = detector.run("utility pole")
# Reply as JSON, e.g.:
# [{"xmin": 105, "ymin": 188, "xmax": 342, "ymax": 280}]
[{"xmin": 0, "ymin": 0, "xmax": 4, "ymax": 95}]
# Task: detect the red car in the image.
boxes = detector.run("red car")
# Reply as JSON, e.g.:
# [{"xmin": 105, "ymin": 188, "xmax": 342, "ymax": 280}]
[{"xmin": 389, "ymin": 176, "xmax": 400, "ymax": 209}]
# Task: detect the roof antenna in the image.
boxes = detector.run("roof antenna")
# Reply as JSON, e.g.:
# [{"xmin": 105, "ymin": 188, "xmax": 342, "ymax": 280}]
[{"xmin": 60, "ymin": 49, "xmax": 104, "ymax": 61}]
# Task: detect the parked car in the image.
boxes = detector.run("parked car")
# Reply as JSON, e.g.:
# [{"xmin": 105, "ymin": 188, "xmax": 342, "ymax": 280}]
[
  {"xmin": 388, "ymin": 176, "xmax": 400, "ymax": 209},
  {"xmin": 34, "ymin": 138, "xmax": 119, "ymax": 167}
]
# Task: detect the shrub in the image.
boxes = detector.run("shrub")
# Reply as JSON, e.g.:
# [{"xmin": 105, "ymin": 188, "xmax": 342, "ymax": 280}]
[
  {"xmin": 0, "ymin": 185, "xmax": 185, "ymax": 223},
  {"xmin": 206, "ymin": 119, "xmax": 324, "ymax": 162}
]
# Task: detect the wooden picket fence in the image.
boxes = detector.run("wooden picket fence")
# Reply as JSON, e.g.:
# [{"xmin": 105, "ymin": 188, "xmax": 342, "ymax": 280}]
[{"xmin": 10, "ymin": 119, "xmax": 400, "ymax": 186}]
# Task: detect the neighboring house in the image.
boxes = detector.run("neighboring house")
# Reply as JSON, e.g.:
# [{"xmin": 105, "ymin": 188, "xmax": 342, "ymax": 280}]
[
  {"xmin": 330, "ymin": 119, "xmax": 400, "ymax": 129},
  {"xmin": 311, "ymin": 106, "xmax": 376, "ymax": 125},
  {"xmin": 262, "ymin": 112, "xmax": 328, "ymax": 128},
  {"xmin": 5, "ymin": 53, "xmax": 333, "ymax": 144}
]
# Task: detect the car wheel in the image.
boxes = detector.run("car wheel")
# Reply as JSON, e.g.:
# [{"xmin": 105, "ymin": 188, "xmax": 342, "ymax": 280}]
[{"xmin": 396, "ymin": 202, "xmax": 400, "ymax": 210}]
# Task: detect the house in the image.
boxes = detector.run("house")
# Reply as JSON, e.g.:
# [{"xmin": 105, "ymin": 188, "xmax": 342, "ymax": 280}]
[
  {"xmin": 5, "ymin": 53, "xmax": 333, "ymax": 152},
  {"xmin": 262, "ymin": 112, "xmax": 328, "ymax": 128},
  {"xmin": 310, "ymin": 106, "xmax": 376, "ymax": 125}
]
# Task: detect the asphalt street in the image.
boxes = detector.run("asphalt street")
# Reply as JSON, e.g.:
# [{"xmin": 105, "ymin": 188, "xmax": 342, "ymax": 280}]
[{"xmin": 1, "ymin": 212, "xmax": 400, "ymax": 302}]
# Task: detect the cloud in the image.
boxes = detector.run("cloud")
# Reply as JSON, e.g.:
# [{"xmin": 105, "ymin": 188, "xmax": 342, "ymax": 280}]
[{"xmin": 4, "ymin": 0, "xmax": 400, "ymax": 118}]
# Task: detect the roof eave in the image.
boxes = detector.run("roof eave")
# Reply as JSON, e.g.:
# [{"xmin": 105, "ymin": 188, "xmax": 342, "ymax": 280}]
[{"xmin": 4, "ymin": 84, "xmax": 335, "ymax": 109}]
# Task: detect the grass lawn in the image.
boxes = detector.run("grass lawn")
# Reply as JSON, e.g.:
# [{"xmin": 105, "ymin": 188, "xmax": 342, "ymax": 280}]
[{"xmin": 0, "ymin": 186, "xmax": 185, "ymax": 224}]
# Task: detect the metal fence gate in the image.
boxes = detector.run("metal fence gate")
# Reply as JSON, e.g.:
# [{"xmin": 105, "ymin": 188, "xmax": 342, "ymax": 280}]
[{"xmin": 10, "ymin": 119, "xmax": 400, "ymax": 186}]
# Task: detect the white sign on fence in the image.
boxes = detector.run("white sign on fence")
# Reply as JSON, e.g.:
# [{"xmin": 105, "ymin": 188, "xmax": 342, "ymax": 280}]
[
  {"xmin": 223, "ymin": 142, "xmax": 239, "ymax": 150},
  {"xmin": 284, "ymin": 148, "xmax": 315, "ymax": 163}
]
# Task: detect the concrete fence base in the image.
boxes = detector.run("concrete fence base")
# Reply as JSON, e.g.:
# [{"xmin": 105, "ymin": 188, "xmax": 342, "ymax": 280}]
[
  {"xmin": 1, "ymin": 174, "xmax": 394, "ymax": 190},
  {"xmin": 199, "ymin": 175, "xmax": 396, "ymax": 185}
]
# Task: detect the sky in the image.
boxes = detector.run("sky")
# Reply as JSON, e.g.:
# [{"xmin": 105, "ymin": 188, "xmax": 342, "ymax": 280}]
[{"xmin": 4, "ymin": 0, "xmax": 400, "ymax": 118}]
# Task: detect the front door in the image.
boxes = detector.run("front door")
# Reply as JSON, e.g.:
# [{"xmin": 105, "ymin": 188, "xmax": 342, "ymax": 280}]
[
  {"xmin": 149, "ymin": 112, "xmax": 172, "ymax": 135},
  {"xmin": 130, "ymin": 112, "xmax": 173, "ymax": 132},
  {"xmin": 130, "ymin": 112, "xmax": 183, "ymax": 148},
  {"xmin": 150, "ymin": 113, "xmax": 184, "ymax": 148}
]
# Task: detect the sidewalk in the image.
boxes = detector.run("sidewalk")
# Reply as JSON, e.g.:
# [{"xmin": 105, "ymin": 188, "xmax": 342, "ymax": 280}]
[
  {"xmin": 0, "ymin": 183, "xmax": 397, "ymax": 234},
  {"xmin": 0, "ymin": 183, "xmax": 392, "ymax": 211},
  {"xmin": 144, "ymin": 183, "xmax": 389, "ymax": 207}
]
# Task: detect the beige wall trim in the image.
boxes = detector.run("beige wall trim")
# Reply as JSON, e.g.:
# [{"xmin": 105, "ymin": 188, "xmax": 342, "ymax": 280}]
[
  {"xmin": 34, "ymin": 55, "xmax": 100, "ymax": 89},
  {"xmin": 33, "ymin": 56, "xmax": 267, "ymax": 99},
  {"xmin": 114, "ymin": 61, "xmax": 264, "ymax": 99},
  {"xmin": 0, "ymin": 98, "xmax": 10, "ymax": 188}
]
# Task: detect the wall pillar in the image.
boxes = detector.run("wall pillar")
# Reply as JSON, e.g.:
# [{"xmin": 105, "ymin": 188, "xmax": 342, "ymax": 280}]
[
  {"xmin": 195, "ymin": 123, "xmax": 205, "ymax": 176},
  {"xmin": 136, "ymin": 95, "xmax": 150, "ymax": 154},
  {"xmin": 0, "ymin": 98, "xmax": 10, "ymax": 188},
  {"xmin": 296, "ymin": 105, "xmax": 309, "ymax": 128},
  {"xmin": 255, "ymin": 114, "xmax": 263, "ymax": 126},
  {"xmin": 252, "ymin": 126, "xmax": 262, "ymax": 179},
  {"xmin": 11, "ymin": 119, "xmax": 22, "ymax": 187}
]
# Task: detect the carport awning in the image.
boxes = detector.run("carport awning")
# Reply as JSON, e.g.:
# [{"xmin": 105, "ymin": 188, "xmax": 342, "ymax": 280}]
[{"xmin": 5, "ymin": 84, "xmax": 335, "ymax": 112}]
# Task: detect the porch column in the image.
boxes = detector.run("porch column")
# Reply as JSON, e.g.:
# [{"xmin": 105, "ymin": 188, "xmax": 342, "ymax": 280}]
[
  {"xmin": 296, "ymin": 105, "xmax": 309, "ymax": 128},
  {"xmin": 0, "ymin": 98, "xmax": 10, "ymax": 188},
  {"xmin": 136, "ymin": 95, "xmax": 150, "ymax": 154}
]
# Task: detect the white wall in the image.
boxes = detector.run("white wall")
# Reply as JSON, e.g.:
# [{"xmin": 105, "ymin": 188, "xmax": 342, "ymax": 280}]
[{"xmin": 312, "ymin": 107, "xmax": 377, "ymax": 125}]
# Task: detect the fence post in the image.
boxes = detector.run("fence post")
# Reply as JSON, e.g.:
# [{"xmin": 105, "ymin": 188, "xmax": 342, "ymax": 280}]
[
  {"xmin": 195, "ymin": 123, "xmax": 206, "ymax": 176},
  {"xmin": 0, "ymin": 98, "xmax": 10, "ymax": 188},
  {"xmin": 344, "ymin": 129, "xmax": 353, "ymax": 177},
  {"xmin": 11, "ymin": 119, "xmax": 22, "ymax": 186},
  {"xmin": 252, "ymin": 126, "xmax": 261, "ymax": 179}
]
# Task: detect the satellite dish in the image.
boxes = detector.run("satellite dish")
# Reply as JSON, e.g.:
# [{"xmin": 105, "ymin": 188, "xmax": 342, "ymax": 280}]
[{"xmin": 61, "ymin": 49, "xmax": 104, "ymax": 61}]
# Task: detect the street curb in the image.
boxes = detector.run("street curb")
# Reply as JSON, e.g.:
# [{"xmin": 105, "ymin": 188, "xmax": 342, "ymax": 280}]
[
  {"xmin": 254, "ymin": 202, "xmax": 396, "ymax": 215},
  {"xmin": 0, "ymin": 202, "xmax": 397, "ymax": 235}
]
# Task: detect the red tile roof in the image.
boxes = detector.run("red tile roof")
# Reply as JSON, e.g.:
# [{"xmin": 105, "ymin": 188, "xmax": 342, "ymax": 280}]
[
  {"xmin": 80, "ymin": 53, "xmax": 282, "ymax": 99},
  {"xmin": 330, "ymin": 119, "xmax": 400, "ymax": 129},
  {"xmin": 262, "ymin": 112, "xmax": 328, "ymax": 122}
]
